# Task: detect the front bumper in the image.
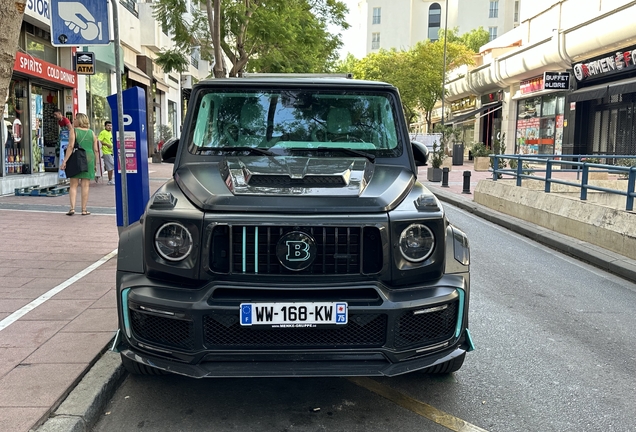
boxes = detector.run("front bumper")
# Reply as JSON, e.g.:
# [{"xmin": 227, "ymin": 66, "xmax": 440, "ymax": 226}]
[{"xmin": 115, "ymin": 273, "xmax": 472, "ymax": 378}]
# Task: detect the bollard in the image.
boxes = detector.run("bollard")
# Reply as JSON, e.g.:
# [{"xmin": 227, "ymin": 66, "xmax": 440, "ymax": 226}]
[
  {"xmin": 462, "ymin": 171, "xmax": 471, "ymax": 194},
  {"xmin": 442, "ymin": 167, "xmax": 449, "ymax": 187}
]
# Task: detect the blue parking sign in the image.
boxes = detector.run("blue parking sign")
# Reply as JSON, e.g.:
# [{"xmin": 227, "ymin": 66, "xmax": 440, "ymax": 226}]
[{"xmin": 50, "ymin": 0, "xmax": 110, "ymax": 47}]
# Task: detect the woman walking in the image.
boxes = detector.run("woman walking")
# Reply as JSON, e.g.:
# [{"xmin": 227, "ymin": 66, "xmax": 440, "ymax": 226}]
[{"xmin": 61, "ymin": 113, "xmax": 98, "ymax": 215}]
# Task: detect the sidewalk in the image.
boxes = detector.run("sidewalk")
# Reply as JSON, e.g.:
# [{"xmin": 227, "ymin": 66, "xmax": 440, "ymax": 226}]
[
  {"xmin": 0, "ymin": 161, "xmax": 173, "ymax": 432},
  {"xmin": 1, "ymin": 159, "xmax": 634, "ymax": 432}
]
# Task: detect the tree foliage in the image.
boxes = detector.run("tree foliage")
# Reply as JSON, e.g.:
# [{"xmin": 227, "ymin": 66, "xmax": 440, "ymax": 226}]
[
  {"xmin": 442, "ymin": 27, "xmax": 490, "ymax": 53},
  {"xmin": 335, "ymin": 38, "xmax": 474, "ymax": 130},
  {"xmin": 153, "ymin": 0, "xmax": 349, "ymax": 77},
  {"xmin": 0, "ymin": 0, "xmax": 27, "ymax": 119}
]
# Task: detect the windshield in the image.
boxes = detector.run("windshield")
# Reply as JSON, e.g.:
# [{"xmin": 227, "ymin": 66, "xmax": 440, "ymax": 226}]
[{"xmin": 188, "ymin": 89, "xmax": 401, "ymax": 157}]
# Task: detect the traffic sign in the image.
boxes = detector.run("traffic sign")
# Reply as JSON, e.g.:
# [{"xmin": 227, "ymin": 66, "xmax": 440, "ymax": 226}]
[{"xmin": 50, "ymin": 0, "xmax": 110, "ymax": 47}]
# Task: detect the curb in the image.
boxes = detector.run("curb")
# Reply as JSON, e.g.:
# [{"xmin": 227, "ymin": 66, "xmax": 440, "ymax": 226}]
[
  {"xmin": 430, "ymin": 186, "xmax": 636, "ymax": 282},
  {"xmin": 33, "ymin": 351, "xmax": 126, "ymax": 432}
]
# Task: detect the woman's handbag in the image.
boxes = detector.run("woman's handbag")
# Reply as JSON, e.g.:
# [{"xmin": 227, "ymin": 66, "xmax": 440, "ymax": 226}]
[{"xmin": 65, "ymin": 143, "xmax": 88, "ymax": 178}]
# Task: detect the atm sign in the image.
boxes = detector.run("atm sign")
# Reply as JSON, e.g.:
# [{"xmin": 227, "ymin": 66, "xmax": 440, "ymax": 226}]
[{"xmin": 75, "ymin": 52, "xmax": 95, "ymax": 75}]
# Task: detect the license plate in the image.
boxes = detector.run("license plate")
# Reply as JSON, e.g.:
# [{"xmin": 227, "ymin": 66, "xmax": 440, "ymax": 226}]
[{"xmin": 240, "ymin": 302, "xmax": 348, "ymax": 327}]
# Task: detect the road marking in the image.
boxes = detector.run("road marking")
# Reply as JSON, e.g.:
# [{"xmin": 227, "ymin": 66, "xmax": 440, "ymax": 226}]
[
  {"xmin": 348, "ymin": 377, "xmax": 489, "ymax": 432},
  {"xmin": 0, "ymin": 248, "xmax": 118, "ymax": 332}
]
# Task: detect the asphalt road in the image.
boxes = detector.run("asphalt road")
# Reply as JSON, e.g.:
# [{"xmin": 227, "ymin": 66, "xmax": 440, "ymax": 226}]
[{"xmin": 92, "ymin": 204, "xmax": 636, "ymax": 432}]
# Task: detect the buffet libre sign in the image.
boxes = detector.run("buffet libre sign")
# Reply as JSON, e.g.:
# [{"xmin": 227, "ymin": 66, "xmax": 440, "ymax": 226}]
[{"xmin": 543, "ymin": 72, "xmax": 570, "ymax": 90}]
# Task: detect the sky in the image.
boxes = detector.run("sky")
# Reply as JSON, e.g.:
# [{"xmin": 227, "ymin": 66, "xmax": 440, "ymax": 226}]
[{"xmin": 335, "ymin": 0, "xmax": 363, "ymax": 59}]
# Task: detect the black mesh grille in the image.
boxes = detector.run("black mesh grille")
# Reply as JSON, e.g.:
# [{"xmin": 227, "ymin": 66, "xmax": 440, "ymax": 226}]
[
  {"xmin": 394, "ymin": 301, "xmax": 458, "ymax": 349},
  {"xmin": 248, "ymin": 175, "xmax": 346, "ymax": 186},
  {"xmin": 130, "ymin": 309, "xmax": 195, "ymax": 350},
  {"xmin": 210, "ymin": 225, "xmax": 382, "ymax": 275},
  {"xmin": 203, "ymin": 313, "xmax": 387, "ymax": 348}
]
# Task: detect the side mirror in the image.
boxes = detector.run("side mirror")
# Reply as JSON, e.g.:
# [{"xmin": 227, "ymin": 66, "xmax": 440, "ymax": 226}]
[
  {"xmin": 161, "ymin": 138, "xmax": 178, "ymax": 163},
  {"xmin": 411, "ymin": 141, "xmax": 429, "ymax": 166}
]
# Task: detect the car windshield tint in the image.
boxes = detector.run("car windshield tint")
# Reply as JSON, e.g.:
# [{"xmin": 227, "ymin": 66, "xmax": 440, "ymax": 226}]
[{"xmin": 188, "ymin": 89, "xmax": 401, "ymax": 156}]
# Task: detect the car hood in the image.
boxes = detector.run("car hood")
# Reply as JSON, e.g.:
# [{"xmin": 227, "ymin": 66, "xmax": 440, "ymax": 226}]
[{"xmin": 173, "ymin": 156, "xmax": 415, "ymax": 213}]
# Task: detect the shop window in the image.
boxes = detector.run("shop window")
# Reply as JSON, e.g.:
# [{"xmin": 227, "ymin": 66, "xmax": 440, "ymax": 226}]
[
  {"xmin": 5, "ymin": 79, "xmax": 29, "ymax": 175},
  {"xmin": 26, "ymin": 35, "xmax": 58, "ymax": 65},
  {"xmin": 515, "ymin": 95, "xmax": 565, "ymax": 155}
]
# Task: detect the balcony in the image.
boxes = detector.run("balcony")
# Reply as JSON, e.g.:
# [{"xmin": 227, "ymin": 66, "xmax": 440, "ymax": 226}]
[{"xmin": 120, "ymin": 0, "xmax": 138, "ymax": 17}]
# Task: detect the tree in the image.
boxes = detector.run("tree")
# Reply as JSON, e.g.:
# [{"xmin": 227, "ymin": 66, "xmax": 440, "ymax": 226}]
[
  {"xmin": 337, "ymin": 40, "xmax": 474, "ymax": 131},
  {"xmin": 153, "ymin": 0, "xmax": 349, "ymax": 77},
  {"xmin": 0, "ymin": 1, "xmax": 27, "ymax": 120},
  {"xmin": 410, "ymin": 39, "xmax": 474, "ymax": 130},
  {"xmin": 442, "ymin": 27, "xmax": 490, "ymax": 53}
]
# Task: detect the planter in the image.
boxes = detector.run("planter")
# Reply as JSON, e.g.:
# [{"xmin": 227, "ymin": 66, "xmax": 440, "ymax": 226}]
[
  {"xmin": 473, "ymin": 156, "xmax": 490, "ymax": 171},
  {"xmin": 427, "ymin": 167, "xmax": 442, "ymax": 182}
]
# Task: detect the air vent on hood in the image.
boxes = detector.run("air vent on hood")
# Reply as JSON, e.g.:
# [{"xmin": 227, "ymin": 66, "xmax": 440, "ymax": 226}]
[{"xmin": 247, "ymin": 175, "xmax": 346, "ymax": 187}]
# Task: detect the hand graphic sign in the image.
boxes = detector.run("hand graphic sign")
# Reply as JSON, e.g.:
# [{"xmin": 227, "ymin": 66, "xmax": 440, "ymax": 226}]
[
  {"xmin": 58, "ymin": 3, "xmax": 100, "ymax": 41},
  {"xmin": 50, "ymin": 0, "xmax": 110, "ymax": 47}
]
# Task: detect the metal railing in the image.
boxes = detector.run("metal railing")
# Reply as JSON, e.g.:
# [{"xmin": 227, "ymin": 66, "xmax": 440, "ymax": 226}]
[{"xmin": 491, "ymin": 154, "xmax": 636, "ymax": 211}]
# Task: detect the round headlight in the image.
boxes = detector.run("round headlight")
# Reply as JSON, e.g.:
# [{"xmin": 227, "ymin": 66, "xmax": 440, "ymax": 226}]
[
  {"xmin": 399, "ymin": 224, "xmax": 435, "ymax": 262},
  {"xmin": 155, "ymin": 222, "xmax": 193, "ymax": 261}
]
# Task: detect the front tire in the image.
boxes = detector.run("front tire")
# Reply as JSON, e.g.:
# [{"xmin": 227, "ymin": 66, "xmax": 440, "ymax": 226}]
[
  {"xmin": 422, "ymin": 353, "xmax": 465, "ymax": 374},
  {"xmin": 120, "ymin": 354, "xmax": 167, "ymax": 375}
]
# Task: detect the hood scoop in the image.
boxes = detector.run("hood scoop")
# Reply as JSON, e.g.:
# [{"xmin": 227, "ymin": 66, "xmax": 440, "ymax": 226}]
[
  {"xmin": 247, "ymin": 174, "xmax": 347, "ymax": 187},
  {"xmin": 221, "ymin": 156, "xmax": 371, "ymax": 196}
]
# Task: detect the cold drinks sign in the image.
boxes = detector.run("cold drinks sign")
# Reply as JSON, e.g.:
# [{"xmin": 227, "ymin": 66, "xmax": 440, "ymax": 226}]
[{"xmin": 543, "ymin": 72, "xmax": 570, "ymax": 90}]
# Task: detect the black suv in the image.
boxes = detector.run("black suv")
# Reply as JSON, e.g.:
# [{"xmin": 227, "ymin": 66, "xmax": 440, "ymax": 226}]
[{"xmin": 114, "ymin": 76, "xmax": 473, "ymax": 377}]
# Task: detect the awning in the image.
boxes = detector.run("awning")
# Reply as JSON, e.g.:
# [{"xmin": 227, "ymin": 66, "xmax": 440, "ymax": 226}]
[
  {"xmin": 447, "ymin": 101, "xmax": 501, "ymax": 125},
  {"xmin": 154, "ymin": 76, "xmax": 170, "ymax": 93},
  {"xmin": 567, "ymin": 82, "xmax": 608, "ymax": 102},
  {"xmin": 608, "ymin": 77, "xmax": 636, "ymax": 97},
  {"xmin": 124, "ymin": 62, "xmax": 151, "ymax": 86}
]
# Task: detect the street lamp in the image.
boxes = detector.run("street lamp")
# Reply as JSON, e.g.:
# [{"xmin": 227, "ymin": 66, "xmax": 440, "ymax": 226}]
[{"xmin": 440, "ymin": 0, "xmax": 449, "ymax": 126}]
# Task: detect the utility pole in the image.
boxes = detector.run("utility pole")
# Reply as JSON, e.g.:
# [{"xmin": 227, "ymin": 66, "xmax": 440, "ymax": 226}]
[
  {"xmin": 441, "ymin": 0, "xmax": 449, "ymax": 127},
  {"xmin": 111, "ymin": 0, "xmax": 129, "ymax": 228}
]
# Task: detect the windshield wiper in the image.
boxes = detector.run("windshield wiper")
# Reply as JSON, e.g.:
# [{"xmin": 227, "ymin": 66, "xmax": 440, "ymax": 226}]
[
  {"xmin": 293, "ymin": 147, "xmax": 376, "ymax": 162},
  {"xmin": 196, "ymin": 147, "xmax": 274, "ymax": 156}
]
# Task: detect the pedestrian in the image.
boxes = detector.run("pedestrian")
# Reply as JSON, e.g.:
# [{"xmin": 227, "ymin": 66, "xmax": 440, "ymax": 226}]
[
  {"xmin": 98, "ymin": 120, "xmax": 114, "ymax": 184},
  {"xmin": 53, "ymin": 108, "xmax": 75, "ymax": 153},
  {"xmin": 60, "ymin": 113, "xmax": 98, "ymax": 216}
]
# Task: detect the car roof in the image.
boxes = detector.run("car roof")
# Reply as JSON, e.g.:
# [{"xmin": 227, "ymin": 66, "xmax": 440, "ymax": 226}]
[{"xmin": 194, "ymin": 77, "xmax": 395, "ymax": 89}]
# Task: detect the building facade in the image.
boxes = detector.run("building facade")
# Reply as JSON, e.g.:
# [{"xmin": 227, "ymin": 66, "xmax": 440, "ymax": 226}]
[
  {"xmin": 359, "ymin": 0, "xmax": 520, "ymax": 54},
  {"xmin": 1, "ymin": 0, "xmax": 210, "ymax": 194},
  {"xmin": 444, "ymin": 0, "xmax": 636, "ymax": 158}
]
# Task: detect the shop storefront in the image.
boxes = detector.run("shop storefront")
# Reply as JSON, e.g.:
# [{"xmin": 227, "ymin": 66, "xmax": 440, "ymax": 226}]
[
  {"xmin": 568, "ymin": 46, "xmax": 636, "ymax": 157},
  {"xmin": 83, "ymin": 47, "xmax": 114, "ymax": 134},
  {"xmin": 3, "ymin": 52, "xmax": 77, "ymax": 177},
  {"xmin": 514, "ymin": 75, "xmax": 566, "ymax": 155}
]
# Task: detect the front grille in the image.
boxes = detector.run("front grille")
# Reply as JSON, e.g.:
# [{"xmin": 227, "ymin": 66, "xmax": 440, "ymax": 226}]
[
  {"xmin": 130, "ymin": 309, "xmax": 195, "ymax": 350},
  {"xmin": 210, "ymin": 225, "xmax": 383, "ymax": 275},
  {"xmin": 394, "ymin": 301, "xmax": 458, "ymax": 349},
  {"xmin": 203, "ymin": 312, "xmax": 387, "ymax": 348}
]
